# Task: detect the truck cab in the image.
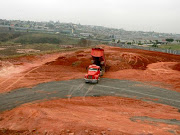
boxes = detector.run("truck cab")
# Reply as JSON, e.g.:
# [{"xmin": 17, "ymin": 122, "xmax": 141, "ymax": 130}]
[{"xmin": 84, "ymin": 64, "xmax": 100, "ymax": 83}]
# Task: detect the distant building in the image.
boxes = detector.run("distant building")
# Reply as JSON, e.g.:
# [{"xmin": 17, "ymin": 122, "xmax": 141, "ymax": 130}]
[
  {"xmin": 72, "ymin": 28, "xmax": 74, "ymax": 34},
  {"xmin": 44, "ymin": 27, "xmax": 49, "ymax": 30},
  {"xmin": 80, "ymin": 33, "xmax": 93, "ymax": 37},
  {"xmin": 170, "ymin": 41, "xmax": 178, "ymax": 44},
  {"xmin": 157, "ymin": 39, "xmax": 168, "ymax": 44}
]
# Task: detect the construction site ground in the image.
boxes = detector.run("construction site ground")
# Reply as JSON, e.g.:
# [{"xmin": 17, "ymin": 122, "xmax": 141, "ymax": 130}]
[{"xmin": 0, "ymin": 45, "xmax": 180, "ymax": 135}]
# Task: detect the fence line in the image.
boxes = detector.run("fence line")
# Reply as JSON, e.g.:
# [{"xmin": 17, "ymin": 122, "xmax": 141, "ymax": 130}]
[{"xmin": 109, "ymin": 43, "xmax": 180, "ymax": 55}]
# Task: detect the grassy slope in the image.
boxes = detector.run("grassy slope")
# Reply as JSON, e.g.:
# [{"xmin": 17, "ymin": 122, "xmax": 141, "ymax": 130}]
[
  {"xmin": 159, "ymin": 44, "xmax": 180, "ymax": 50},
  {"xmin": 0, "ymin": 46, "xmax": 93, "ymax": 60},
  {"xmin": 13, "ymin": 33, "xmax": 79, "ymax": 45},
  {"xmin": 0, "ymin": 33, "xmax": 77, "ymax": 57},
  {"xmin": 0, "ymin": 32, "xmax": 99, "ymax": 58}
]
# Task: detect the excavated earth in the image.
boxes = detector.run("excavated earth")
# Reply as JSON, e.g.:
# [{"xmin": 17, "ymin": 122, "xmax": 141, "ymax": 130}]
[{"xmin": 0, "ymin": 45, "xmax": 180, "ymax": 134}]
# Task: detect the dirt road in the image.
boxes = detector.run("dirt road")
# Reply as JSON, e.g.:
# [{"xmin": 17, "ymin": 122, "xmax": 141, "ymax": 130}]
[{"xmin": 0, "ymin": 78, "xmax": 180, "ymax": 112}]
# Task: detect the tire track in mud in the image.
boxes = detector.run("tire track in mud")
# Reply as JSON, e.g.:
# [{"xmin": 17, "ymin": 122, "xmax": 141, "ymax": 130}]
[
  {"xmin": 0, "ymin": 66, "xmax": 41, "ymax": 92},
  {"xmin": 68, "ymin": 83, "xmax": 84, "ymax": 101},
  {"xmin": 97, "ymin": 84, "xmax": 180, "ymax": 103},
  {"xmin": 83, "ymin": 85, "xmax": 94, "ymax": 101}
]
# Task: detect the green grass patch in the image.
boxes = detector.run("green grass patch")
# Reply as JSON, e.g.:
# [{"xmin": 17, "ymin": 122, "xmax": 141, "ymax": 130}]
[
  {"xmin": 0, "ymin": 44, "xmax": 62, "ymax": 57},
  {"xmin": 14, "ymin": 33, "xmax": 61, "ymax": 44},
  {"xmin": 0, "ymin": 32, "xmax": 99, "ymax": 58},
  {"xmin": 0, "ymin": 32, "xmax": 80, "ymax": 45},
  {"xmin": 0, "ymin": 32, "xmax": 23, "ymax": 42},
  {"xmin": 0, "ymin": 46, "xmax": 95, "ymax": 60},
  {"xmin": 159, "ymin": 44, "xmax": 180, "ymax": 50},
  {"xmin": 0, "ymin": 47, "xmax": 18, "ymax": 56},
  {"xmin": 13, "ymin": 33, "xmax": 80, "ymax": 45},
  {"xmin": 18, "ymin": 43, "xmax": 61, "ymax": 51}
]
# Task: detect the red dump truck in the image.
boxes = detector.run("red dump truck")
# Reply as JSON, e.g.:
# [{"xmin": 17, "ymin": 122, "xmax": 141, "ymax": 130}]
[{"xmin": 84, "ymin": 48, "xmax": 106, "ymax": 83}]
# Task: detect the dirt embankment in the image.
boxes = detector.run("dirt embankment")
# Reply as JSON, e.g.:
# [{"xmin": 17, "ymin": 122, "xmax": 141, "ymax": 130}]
[
  {"xmin": 0, "ymin": 45, "xmax": 180, "ymax": 93},
  {"xmin": 0, "ymin": 96, "xmax": 180, "ymax": 135},
  {"xmin": 103, "ymin": 46, "xmax": 180, "ymax": 91},
  {"xmin": 0, "ymin": 49, "xmax": 91, "ymax": 93}
]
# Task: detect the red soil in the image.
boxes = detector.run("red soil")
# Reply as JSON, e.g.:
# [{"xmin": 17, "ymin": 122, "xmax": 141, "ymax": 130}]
[
  {"xmin": 0, "ymin": 96, "xmax": 180, "ymax": 135},
  {"xmin": 0, "ymin": 50, "xmax": 91, "ymax": 93},
  {"xmin": 0, "ymin": 45, "xmax": 179, "ymax": 93},
  {"xmin": 103, "ymin": 46, "xmax": 180, "ymax": 91},
  {"xmin": 0, "ymin": 45, "xmax": 180, "ymax": 135}
]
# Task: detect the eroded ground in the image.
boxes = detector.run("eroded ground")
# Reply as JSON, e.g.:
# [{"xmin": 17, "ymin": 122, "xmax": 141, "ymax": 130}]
[{"xmin": 0, "ymin": 45, "xmax": 180, "ymax": 134}]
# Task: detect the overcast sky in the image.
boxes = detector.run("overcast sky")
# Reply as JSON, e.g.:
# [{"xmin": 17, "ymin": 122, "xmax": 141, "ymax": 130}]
[{"xmin": 0, "ymin": 0, "xmax": 180, "ymax": 33}]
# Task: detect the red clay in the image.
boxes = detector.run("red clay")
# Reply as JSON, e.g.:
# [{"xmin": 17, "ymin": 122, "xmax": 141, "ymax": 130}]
[
  {"xmin": 0, "ymin": 50, "xmax": 91, "ymax": 93},
  {"xmin": 1, "ymin": 45, "xmax": 179, "ymax": 93},
  {"xmin": 0, "ymin": 96, "xmax": 179, "ymax": 135},
  {"xmin": 0, "ymin": 45, "xmax": 180, "ymax": 134}
]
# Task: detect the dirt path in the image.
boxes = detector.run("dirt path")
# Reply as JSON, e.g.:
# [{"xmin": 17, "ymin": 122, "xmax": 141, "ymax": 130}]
[{"xmin": 0, "ymin": 78, "xmax": 180, "ymax": 113}]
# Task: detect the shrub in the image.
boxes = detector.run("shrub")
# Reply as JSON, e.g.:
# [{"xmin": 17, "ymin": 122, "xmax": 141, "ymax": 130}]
[
  {"xmin": 0, "ymin": 33, "xmax": 22, "ymax": 42},
  {"xmin": 152, "ymin": 44, "xmax": 158, "ymax": 48},
  {"xmin": 15, "ymin": 34, "xmax": 61, "ymax": 44}
]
